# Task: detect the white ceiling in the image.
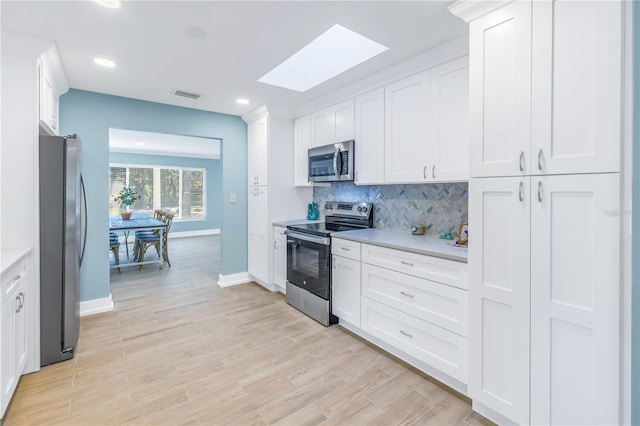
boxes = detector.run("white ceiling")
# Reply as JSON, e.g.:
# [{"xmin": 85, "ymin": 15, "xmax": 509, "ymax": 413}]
[
  {"xmin": 0, "ymin": 1, "xmax": 466, "ymax": 117},
  {"xmin": 109, "ymin": 128, "xmax": 221, "ymax": 159}
]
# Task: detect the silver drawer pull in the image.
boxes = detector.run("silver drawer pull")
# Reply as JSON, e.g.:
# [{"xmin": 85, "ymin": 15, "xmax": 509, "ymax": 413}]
[
  {"xmin": 400, "ymin": 330, "xmax": 413, "ymax": 338},
  {"xmin": 400, "ymin": 291, "xmax": 414, "ymax": 298},
  {"xmin": 13, "ymin": 274, "xmax": 23, "ymax": 281},
  {"xmin": 340, "ymin": 247, "xmax": 351, "ymax": 251},
  {"xmin": 400, "ymin": 261, "xmax": 414, "ymax": 267}
]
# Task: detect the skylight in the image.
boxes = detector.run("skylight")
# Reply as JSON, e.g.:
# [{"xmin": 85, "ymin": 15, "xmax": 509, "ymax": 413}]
[{"xmin": 258, "ymin": 24, "xmax": 388, "ymax": 92}]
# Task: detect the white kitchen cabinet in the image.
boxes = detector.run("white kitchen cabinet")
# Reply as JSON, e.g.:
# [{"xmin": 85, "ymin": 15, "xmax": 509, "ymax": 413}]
[
  {"xmin": 429, "ymin": 56, "xmax": 469, "ymax": 181},
  {"xmin": 468, "ymin": 1, "xmax": 532, "ymax": 178},
  {"xmin": 247, "ymin": 116, "xmax": 269, "ymax": 186},
  {"xmin": 468, "ymin": 177, "xmax": 531, "ymax": 424},
  {"xmin": 331, "ymin": 253, "xmax": 361, "ymax": 327},
  {"xmin": 272, "ymin": 226, "xmax": 287, "ymax": 293},
  {"xmin": 311, "ymin": 99, "xmax": 354, "ymax": 147},
  {"xmin": 384, "ymin": 71, "xmax": 431, "ymax": 183},
  {"xmin": 38, "ymin": 45, "xmax": 67, "ymax": 136},
  {"xmin": 248, "ymin": 186, "xmax": 269, "ymax": 286},
  {"xmin": 1, "ymin": 251, "xmax": 30, "ymax": 418},
  {"xmin": 293, "ymin": 115, "xmax": 312, "ymax": 187},
  {"xmin": 244, "ymin": 106, "xmax": 312, "ymax": 291},
  {"xmin": 354, "ymin": 88, "xmax": 385, "ymax": 185},
  {"xmin": 531, "ymin": 0, "xmax": 621, "ymax": 175},
  {"xmin": 530, "ymin": 173, "xmax": 620, "ymax": 425}
]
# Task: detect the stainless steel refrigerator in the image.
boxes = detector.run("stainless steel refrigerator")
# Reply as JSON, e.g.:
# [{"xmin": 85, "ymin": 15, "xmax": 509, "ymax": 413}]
[{"xmin": 39, "ymin": 134, "xmax": 86, "ymax": 366}]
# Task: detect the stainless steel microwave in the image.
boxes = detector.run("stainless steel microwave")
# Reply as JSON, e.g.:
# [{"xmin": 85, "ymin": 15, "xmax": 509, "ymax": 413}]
[{"xmin": 308, "ymin": 140, "xmax": 354, "ymax": 183}]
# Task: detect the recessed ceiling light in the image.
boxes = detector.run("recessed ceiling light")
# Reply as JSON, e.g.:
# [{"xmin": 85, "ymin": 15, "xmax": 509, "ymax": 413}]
[
  {"xmin": 236, "ymin": 98, "xmax": 250, "ymax": 105},
  {"xmin": 94, "ymin": 57, "xmax": 116, "ymax": 68},
  {"xmin": 95, "ymin": 0, "xmax": 121, "ymax": 8},
  {"xmin": 186, "ymin": 27, "xmax": 207, "ymax": 39},
  {"xmin": 135, "ymin": 142, "xmax": 145, "ymax": 146},
  {"xmin": 258, "ymin": 24, "xmax": 388, "ymax": 92}
]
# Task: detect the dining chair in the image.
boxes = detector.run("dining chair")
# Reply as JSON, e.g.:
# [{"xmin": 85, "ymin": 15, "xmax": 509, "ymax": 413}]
[
  {"xmin": 134, "ymin": 212, "xmax": 174, "ymax": 269},
  {"xmin": 109, "ymin": 231, "xmax": 121, "ymax": 273}
]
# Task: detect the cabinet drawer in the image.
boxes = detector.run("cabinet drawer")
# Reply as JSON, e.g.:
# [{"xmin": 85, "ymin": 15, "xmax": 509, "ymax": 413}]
[
  {"xmin": 362, "ymin": 263, "xmax": 468, "ymax": 336},
  {"xmin": 361, "ymin": 297, "xmax": 467, "ymax": 383},
  {"xmin": 2, "ymin": 257, "xmax": 28, "ymax": 301},
  {"xmin": 332, "ymin": 238, "xmax": 361, "ymax": 261},
  {"xmin": 361, "ymin": 244, "xmax": 468, "ymax": 289}
]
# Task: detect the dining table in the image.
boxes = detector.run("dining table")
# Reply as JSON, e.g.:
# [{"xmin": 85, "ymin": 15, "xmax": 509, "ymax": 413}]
[{"xmin": 109, "ymin": 213, "xmax": 166, "ymax": 269}]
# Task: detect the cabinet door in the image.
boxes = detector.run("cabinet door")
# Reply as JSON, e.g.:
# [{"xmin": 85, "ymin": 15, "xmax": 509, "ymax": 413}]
[
  {"xmin": 384, "ymin": 71, "xmax": 430, "ymax": 183},
  {"xmin": 273, "ymin": 227, "xmax": 287, "ymax": 291},
  {"xmin": 1, "ymin": 298, "xmax": 16, "ymax": 416},
  {"xmin": 311, "ymin": 107, "xmax": 334, "ymax": 147},
  {"xmin": 530, "ymin": 174, "xmax": 620, "ymax": 425},
  {"xmin": 430, "ymin": 57, "xmax": 469, "ymax": 182},
  {"xmin": 531, "ymin": 1, "xmax": 621, "ymax": 175},
  {"xmin": 294, "ymin": 115, "xmax": 312, "ymax": 187},
  {"xmin": 354, "ymin": 88, "xmax": 385, "ymax": 185},
  {"xmin": 332, "ymin": 255, "xmax": 361, "ymax": 327},
  {"xmin": 248, "ymin": 187, "xmax": 269, "ymax": 286},
  {"xmin": 14, "ymin": 286, "xmax": 27, "ymax": 374},
  {"xmin": 469, "ymin": 1, "xmax": 532, "ymax": 177},
  {"xmin": 247, "ymin": 117, "xmax": 269, "ymax": 186},
  {"xmin": 468, "ymin": 177, "xmax": 530, "ymax": 424},
  {"xmin": 333, "ymin": 99, "xmax": 355, "ymax": 143}
]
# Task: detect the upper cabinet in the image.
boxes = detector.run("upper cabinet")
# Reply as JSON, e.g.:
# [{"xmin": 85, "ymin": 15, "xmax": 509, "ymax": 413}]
[
  {"xmin": 384, "ymin": 71, "xmax": 431, "ymax": 184},
  {"xmin": 247, "ymin": 116, "xmax": 269, "ymax": 186},
  {"xmin": 468, "ymin": 0, "xmax": 621, "ymax": 178},
  {"xmin": 293, "ymin": 115, "xmax": 312, "ymax": 187},
  {"xmin": 354, "ymin": 88, "xmax": 385, "ymax": 185},
  {"xmin": 311, "ymin": 99, "xmax": 355, "ymax": 147},
  {"xmin": 38, "ymin": 45, "xmax": 68, "ymax": 136}
]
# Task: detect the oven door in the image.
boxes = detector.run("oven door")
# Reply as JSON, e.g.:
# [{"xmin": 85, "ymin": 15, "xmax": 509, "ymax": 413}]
[{"xmin": 286, "ymin": 230, "xmax": 331, "ymax": 300}]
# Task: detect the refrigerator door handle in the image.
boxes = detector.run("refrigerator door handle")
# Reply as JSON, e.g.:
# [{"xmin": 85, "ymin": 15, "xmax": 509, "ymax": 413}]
[{"xmin": 80, "ymin": 174, "xmax": 87, "ymax": 266}]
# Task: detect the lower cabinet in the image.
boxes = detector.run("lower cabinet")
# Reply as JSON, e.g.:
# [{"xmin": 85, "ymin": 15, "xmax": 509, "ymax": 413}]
[
  {"xmin": 272, "ymin": 226, "xmax": 287, "ymax": 293},
  {"xmin": 248, "ymin": 186, "xmax": 269, "ymax": 288},
  {"xmin": 1, "ymin": 252, "xmax": 30, "ymax": 418},
  {"xmin": 331, "ymin": 254, "xmax": 361, "ymax": 327}
]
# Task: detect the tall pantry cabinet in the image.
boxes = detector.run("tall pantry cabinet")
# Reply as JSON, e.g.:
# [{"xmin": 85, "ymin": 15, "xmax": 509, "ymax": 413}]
[
  {"xmin": 244, "ymin": 106, "xmax": 311, "ymax": 291},
  {"xmin": 450, "ymin": 0, "xmax": 623, "ymax": 424}
]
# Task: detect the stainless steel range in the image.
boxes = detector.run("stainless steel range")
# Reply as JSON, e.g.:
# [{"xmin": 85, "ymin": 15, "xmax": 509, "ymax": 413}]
[{"xmin": 285, "ymin": 201, "xmax": 373, "ymax": 326}]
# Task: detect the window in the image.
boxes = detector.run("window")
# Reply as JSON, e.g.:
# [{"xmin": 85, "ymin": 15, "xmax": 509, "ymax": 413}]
[{"xmin": 109, "ymin": 164, "xmax": 206, "ymax": 220}]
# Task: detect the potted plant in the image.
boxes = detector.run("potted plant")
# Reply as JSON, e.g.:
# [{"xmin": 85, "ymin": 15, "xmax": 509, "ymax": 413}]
[{"xmin": 113, "ymin": 186, "xmax": 140, "ymax": 220}]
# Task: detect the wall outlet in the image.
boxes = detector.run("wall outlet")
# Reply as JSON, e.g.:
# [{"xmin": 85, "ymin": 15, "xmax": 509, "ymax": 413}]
[{"xmin": 229, "ymin": 192, "xmax": 237, "ymax": 203}]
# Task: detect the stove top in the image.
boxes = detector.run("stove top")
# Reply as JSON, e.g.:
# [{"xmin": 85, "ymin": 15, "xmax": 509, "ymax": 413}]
[{"xmin": 286, "ymin": 201, "xmax": 373, "ymax": 237}]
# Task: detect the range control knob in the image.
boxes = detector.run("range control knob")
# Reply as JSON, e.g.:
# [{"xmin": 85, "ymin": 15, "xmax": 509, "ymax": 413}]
[
  {"xmin": 362, "ymin": 207, "xmax": 368, "ymax": 213},
  {"xmin": 357, "ymin": 206, "xmax": 363, "ymax": 212}
]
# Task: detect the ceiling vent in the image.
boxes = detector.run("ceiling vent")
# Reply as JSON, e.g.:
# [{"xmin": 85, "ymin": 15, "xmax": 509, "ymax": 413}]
[{"xmin": 173, "ymin": 90, "xmax": 201, "ymax": 100}]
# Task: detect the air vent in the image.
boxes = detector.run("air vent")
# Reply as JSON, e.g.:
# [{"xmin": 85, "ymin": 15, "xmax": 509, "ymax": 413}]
[{"xmin": 173, "ymin": 90, "xmax": 201, "ymax": 100}]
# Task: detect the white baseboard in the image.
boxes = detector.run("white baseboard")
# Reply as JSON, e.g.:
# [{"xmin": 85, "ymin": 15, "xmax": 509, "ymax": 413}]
[
  {"xmin": 169, "ymin": 228, "xmax": 220, "ymax": 239},
  {"xmin": 217, "ymin": 272, "xmax": 252, "ymax": 288},
  {"xmin": 79, "ymin": 294, "xmax": 114, "ymax": 316}
]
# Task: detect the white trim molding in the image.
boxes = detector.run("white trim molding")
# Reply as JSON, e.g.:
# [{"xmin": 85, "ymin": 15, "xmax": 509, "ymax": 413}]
[
  {"xmin": 448, "ymin": 0, "xmax": 513, "ymax": 23},
  {"xmin": 79, "ymin": 294, "xmax": 114, "ymax": 316},
  {"xmin": 169, "ymin": 228, "xmax": 220, "ymax": 239},
  {"xmin": 217, "ymin": 272, "xmax": 252, "ymax": 288}
]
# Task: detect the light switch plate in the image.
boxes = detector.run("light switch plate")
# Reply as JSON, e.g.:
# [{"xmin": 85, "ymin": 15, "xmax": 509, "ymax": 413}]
[{"xmin": 229, "ymin": 192, "xmax": 237, "ymax": 203}]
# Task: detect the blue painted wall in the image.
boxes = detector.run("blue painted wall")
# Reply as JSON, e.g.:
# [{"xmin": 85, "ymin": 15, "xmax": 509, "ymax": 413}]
[
  {"xmin": 109, "ymin": 152, "xmax": 222, "ymax": 233},
  {"xmin": 633, "ymin": 2, "xmax": 639, "ymax": 423},
  {"xmin": 60, "ymin": 89, "xmax": 247, "ymax": 302}
]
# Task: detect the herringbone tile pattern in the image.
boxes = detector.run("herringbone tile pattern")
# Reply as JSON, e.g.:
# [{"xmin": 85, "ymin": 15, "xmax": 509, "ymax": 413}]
[{"xmin": 4, "ymin": 236, "xmax": 490, "ymax": 425}]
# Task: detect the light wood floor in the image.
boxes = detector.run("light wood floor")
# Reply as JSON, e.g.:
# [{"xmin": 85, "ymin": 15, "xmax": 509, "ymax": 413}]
[{"xmin": 5, "ymin": 235, "xmax": 491, "ymax": 425}]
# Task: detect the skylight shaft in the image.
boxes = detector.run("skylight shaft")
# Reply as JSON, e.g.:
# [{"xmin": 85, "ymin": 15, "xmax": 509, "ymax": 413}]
[{"xmin": 258, "ymin": 24, "xmax": 388, "ymax": 92}]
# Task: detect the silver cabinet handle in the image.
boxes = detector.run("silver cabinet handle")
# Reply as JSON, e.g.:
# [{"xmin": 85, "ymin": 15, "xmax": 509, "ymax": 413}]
[
  {"xmin": 355, "ymin": 171, "xmax": 358, "ymax": 182},
  {"xmin": 332, "ymin": 256, "xmax": 336, "ymax": 269},
  {"xmin": 537, "ymin": 149, "xmax": 543, "ymax": 171},
  {"xmin": 13, "ymin": 274, "xmax": 22, "ymax": 281},
  {"xmin": 400, "ymin": 330, "xmax": 413, "ymax": 338},
  {"xmin": 340, "ymin": 247, "xmax": 351, "ymax": 252},
  {"xmin": 432, "ymin": 165, "xmax": 436, "ymax": 179},
  {"xmin": 400, "ymin": 291, "xmax": 414, "ymax": 298},
  {"xmin": 16, "ymin": 295, "xmax": 21, "ymax": 313},
  {"xmin": 400, "ymin": 261, "xmax": 414, "ymax": 267},
  {"xmin": 518, "ymin": 181, "xmax": 524, "ymax": 202},
  {"xmin": 537, "ymin": 181, "xmax": 543, "ymax": 202},
  {"xmin": 519, "ymin": 151, "xmax": 525, "ymax": 172},
  {"xmin": 273, "ymin": 240, "xmax": 277, "ymax": 249},
  {"xmin": 423, "ymin": 166, "xmax": 427, "ymax": 179}
]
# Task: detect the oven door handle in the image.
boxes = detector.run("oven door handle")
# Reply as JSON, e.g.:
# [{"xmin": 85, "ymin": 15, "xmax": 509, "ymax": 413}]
[{"xmin": 285, "ymin": 230, "xmax": 330, "ymax": 246}]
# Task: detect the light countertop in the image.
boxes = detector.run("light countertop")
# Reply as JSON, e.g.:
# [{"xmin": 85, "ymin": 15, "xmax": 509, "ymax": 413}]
[
  {"xmin": 1, "ymin": 248, "xmax": 32, "ymax": 276},
  {"xmin": 272, "ymin": 219, "xmax": 323, "ymax": 227},
  {"xmin": 332, "ymin": 229, "xmax": 468, "ymax": 263}
]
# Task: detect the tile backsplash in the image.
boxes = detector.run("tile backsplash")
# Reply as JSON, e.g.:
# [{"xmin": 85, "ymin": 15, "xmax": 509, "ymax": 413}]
[{"xmin": 313, "ymin": 182, "xmax": 468, "ymax": 236}]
